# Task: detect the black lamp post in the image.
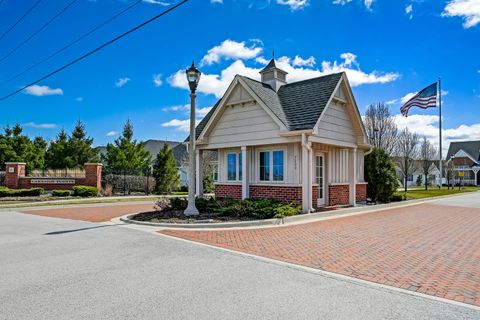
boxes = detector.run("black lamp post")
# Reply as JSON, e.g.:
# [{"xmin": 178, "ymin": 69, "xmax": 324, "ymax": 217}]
[{"xmin": 184, "ymin": 61, "xmax": 201, "ymax": 216}]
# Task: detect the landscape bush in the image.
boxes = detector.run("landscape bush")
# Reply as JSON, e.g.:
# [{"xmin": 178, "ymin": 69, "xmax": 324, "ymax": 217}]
[
  {"xmin": 52, "ymin": 190, "xmax": 71, "ymax": 197},
  {"xmin": 390, "ymin": 193, "xmax": 405, "ymax": 202},
  {"xmin": 73, "ymin": 186, "xmax": 98, "ymax": 197},
  {"xmin": 0, "ymin": 187, "xmax": 44, "ymax": 197},
  {"xmin": 154, "ymin": 197, "xmax": 300, "ymax": 220},
  {"xmin": 274, "ymin": 203, "xmax": 301, "ymax": 218}
]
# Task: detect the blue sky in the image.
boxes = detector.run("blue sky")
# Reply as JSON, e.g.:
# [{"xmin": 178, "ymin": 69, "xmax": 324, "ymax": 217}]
[{"xmin": 0, "ymin": 0, "xmax": 479, "ymax": 153}]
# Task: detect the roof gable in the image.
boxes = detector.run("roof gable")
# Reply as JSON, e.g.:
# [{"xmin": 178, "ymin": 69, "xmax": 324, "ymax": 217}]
[
  {"xmin": 189, "ymin": 72, "xmax": 362, "ymax": 142},
  {"xmin": 446, "ymin": 141, "xmax": 480, "ymax": 161}
]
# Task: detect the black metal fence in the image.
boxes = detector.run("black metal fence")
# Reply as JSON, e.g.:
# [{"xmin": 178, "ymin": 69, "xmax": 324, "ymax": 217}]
[{"xmin": 102, "ymin": 172, "xmax": 155, "ymax": 196}]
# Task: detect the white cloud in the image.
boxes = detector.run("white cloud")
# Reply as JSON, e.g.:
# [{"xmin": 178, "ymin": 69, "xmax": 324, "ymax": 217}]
[
  {"xmin": 405, "ymin": 4, "xmax": 413, "ymax": 19},
  {"xmin": 23, "ymin": 85, "xmax": 63, "ymax": 96},
  {"xmin": 162, "ymin": 104, "xmax": 189, "ymax": 112},
  {"xmin": 333, "ymin": 0, "xmax": 374, "ymax": 10},
  {"xmin": 75, "ymin": 97, "xmax": 83, "ymax": 102},
  {"xmin": 276, "ymin": 0, "xmax": 309, "ymax": 10},
  {"xmin": 153, "ymin": 74, "xmax": 163, "ymax": 87},
  {"xmin": 442, "ymin": 0, "xmax": 480, "ymax": 28},
  {"xmin": 162, "ymin": 119, "xmax": 200, "ymax": 132},
  {"xmin": 169, "ymin": 59, "xmax": 261, "ymax": 98},
  {"xmin": 211, "ymin": 0, "xmax": 223, "ymax": 3},
  {"xmin": 292, "ymin": 55, "xmax": 316, "ymax": 67},
  {"xmin": 106, "ymin": 131, "xmax": 119, "ymax": 137},
  {"xmin": 364, "ymin": 0, "xmax": 374, "ymax": 10},
  {"xmin": 142, "ymin": 0, "xmax": 169, "ymax": 5},
  {"xmin": 115, "ymin": 77, "xmax": 131, "ymax": 88},
  {"xmin": 201, "ymin": 39, "xmax": 263, "ymax": 66},
  {"xmin": 23, "ymin": 122, "xmax": 58, "ymax": 129},
  {"xmin": 170, "ymin": 49, "xmax": 399, "ymax": 98},
  {"xmin": 393, "ymin": 114, "xmax": 480, "ymax": 156},
  {"xmin": 333, "ymin": 0, "xmax": 351, "ymax": 5}
]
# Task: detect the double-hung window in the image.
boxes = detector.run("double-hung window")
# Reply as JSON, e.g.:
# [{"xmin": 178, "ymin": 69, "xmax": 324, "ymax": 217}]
[
  {"xmin": 259, "ymin": 150, "xmax": 284, "ymax": 182},
  {"xmin": 227, "ymin": 152, "xmax": 242, "ymax": 181}
]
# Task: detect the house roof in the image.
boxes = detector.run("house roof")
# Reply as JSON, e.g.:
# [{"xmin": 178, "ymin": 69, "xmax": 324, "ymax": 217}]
[
  {"xmin": 186, "ymin": 72, "xmax": 344, "ymax": 141},
  {"xmin": 446, "ymin": 141, "xmax": 480, "ymax": 162}
]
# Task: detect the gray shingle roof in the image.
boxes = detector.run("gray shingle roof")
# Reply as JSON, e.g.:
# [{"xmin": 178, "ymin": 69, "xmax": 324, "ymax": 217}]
[
  {"xmin": 187, "ymin": 72, "xmax": 344, "ymax": 141},
  {"xmin": 446, "ymin": 141, "xmax": 480, "ymax": 162}
]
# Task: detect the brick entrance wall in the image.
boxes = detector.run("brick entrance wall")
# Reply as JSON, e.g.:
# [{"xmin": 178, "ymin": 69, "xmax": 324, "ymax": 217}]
[
  {"xmin": 356, "ymin": 183, "xmax": 367, "ymax": 202},
  {"xmin": 214, "ymin": 184, "xmax": 242, "ymax": 200},
  {"xmin": 5, "ymin": 162, "xmax": 102, "ymax": 191},
  {"xmin": 328, "ymin": 184, "xmax": 350, "ymax": 206}
]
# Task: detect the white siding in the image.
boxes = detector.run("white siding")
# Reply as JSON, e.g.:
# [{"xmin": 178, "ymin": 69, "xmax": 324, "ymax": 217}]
[
  {"xmin": 317, "ymin": 101, "xmax": 357, "ymax": 144},
  {"xmin": 357, "ymin": 149, "xmax": 364, "ymax": 182},
  {"xmin": 228, "ymin": 84, "xmax": 253, "ymax": 104},
  {"xmin": 207, "ymin": 101, "xmax": 283, "ymax": 146},
  {"xmin": 330, "ymin": 148, "xmax": 349, "ymax": 183}
]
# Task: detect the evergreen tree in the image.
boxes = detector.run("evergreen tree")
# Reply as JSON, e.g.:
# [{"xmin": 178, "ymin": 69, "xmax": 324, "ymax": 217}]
[
  {"xmin": 68, "ymin": 120, "xmax": 99, "ymax": 168},
  {"xmin": 365, "ymin": 148, "xmax": 398, "ymax": 202},
  {"xmin": 153, "ymin": 143, "xmax": 180, "ymax": 194},
  {"xmin": 45, "ymin": 129, "xmax": 74, "ymax": 170},
  {"xmin": 103, "ymin": 120, "xmax": 151, "ymax": 175},
  {"xmin": 0, "ymin": 124, "xmax": 47, "ymax": 172}
]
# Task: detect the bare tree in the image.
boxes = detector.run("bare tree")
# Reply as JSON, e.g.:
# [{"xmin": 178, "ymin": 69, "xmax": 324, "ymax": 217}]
[
  {"xmin": 395, "ymin": 128, "xmax": 419, "ymax": 192},
  {"xmin": 364, "ymin": 103, "xmax": 399, "ymax": 155},
  {"xmin": 419, "ymin": 136, "xmax": 438, "ymax": 190}
]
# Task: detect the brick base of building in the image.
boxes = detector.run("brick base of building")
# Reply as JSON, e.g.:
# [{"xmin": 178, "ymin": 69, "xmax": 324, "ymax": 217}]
[
  {"xmin": 356, "ymin": 183, "xmax": 368, "ymax": 202},
  {"xmin": 329, "ymin": 184, "xmax": 350, "ymax": 206},
  {"xmin": 214, "ymin": 184, "xmax": 242, "ymax": 200},
  {"xmin": 249, "ymin": 185, "xmax": 302, "ymax": 205}
]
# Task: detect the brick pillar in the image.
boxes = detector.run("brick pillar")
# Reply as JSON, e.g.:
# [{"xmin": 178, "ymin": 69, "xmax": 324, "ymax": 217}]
[
  {"xmin": 84, "ymin": 163, "xmax": 102, "ymax": 190},
  {"xmin": 5, "ymin": 162, "xmax": 26, "ymax": 189}
]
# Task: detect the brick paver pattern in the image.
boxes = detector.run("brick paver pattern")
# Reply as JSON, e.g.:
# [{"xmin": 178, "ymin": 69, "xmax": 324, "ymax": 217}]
[
  {"xmin": 21, "ymin": 203, "xmax": 155, "ymax": 222},
  {"xmin": 161, "ymin": 203, "xmax": 480, "ymax": 306}
]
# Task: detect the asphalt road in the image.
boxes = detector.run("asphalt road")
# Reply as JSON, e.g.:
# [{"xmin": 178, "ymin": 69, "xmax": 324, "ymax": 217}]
[{"xmin": 1, "ymin": 206, "xmax": 479, "ymax": 319}]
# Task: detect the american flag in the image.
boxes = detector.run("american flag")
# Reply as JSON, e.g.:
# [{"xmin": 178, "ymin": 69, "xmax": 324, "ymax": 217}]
[{"xmin": 400, "ymin": 82, "xmax": 438, "ymax": 117}]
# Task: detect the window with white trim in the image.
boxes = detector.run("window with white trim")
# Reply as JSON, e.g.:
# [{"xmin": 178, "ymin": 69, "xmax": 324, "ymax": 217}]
[
  {"xmin": 259, "ymin": 150, "xmax": 284, "ymax": 182},
  {"xmin": 227, "ymin": 152, "xmax": 242, "ymax": 181}
]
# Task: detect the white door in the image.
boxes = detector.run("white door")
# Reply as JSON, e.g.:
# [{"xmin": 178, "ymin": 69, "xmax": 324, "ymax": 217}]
[{"xmin": 315, "ymin": 154, "xmax": 325, "ymax": 206}]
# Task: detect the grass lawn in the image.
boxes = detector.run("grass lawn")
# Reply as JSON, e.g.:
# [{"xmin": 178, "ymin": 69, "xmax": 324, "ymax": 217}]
[
  {"xmin": 0, "ymin": 196, "xmax": 170, "ymax": 209},
  {"xmin": 395, "ymin": 186, "xmax": 480, "ymax": 200}
]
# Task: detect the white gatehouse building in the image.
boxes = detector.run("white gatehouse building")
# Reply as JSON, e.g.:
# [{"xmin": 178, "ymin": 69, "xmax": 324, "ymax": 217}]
[{"xmin": 189, "ymin": 59, "xmax": 371, "ymax": 213}]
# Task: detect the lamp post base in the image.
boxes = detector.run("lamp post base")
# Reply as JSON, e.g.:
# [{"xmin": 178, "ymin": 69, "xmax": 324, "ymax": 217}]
[{"xmin": 184, "ymin": 204, "xmax": 199, "ymax": 216}]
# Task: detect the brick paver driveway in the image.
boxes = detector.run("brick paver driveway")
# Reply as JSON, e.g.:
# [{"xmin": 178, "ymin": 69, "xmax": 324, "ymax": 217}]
[
  {"xmin": 20, "ymin": 202, "xmax": 155, "ymax": 222},
  {"xmin": 162, "ymin": 200, "xmax": 480, "ymax": 306}
]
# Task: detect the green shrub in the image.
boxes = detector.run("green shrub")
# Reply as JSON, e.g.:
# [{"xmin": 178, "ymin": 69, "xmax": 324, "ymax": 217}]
[
  {"xmin": 0, "ymin": 187, "xmax": 44, "ymax": 197},
  {"xmin": 170, "ymin": 197, "xmax": 188, "ymax": 210},
  {"xmin": 52, "ymin": 190, "xmax": 71, "ymax": 197},
  {"xmin": 73, "ymin": 186, "xmax": 98, "ymax": 197},
  {"xmin": 274, "ymin": 203, "xmax": 301, "ymax": 218},
  {"xmin": 390, "ymin": 193, "xmax": 405, "ymax": 202},
  {"xmin": 365, "ymin": 148, "xmax": 398, "ymax": 203}
]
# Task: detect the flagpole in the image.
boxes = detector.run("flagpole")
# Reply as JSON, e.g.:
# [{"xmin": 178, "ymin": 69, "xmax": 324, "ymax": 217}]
[{"xmin": 438, "ymin": 77, "xmax": 443, "ymax": 189}]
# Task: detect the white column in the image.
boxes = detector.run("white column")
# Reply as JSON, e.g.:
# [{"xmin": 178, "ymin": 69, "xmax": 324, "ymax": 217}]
[
  {"xmin": 195, "ymin": 149, "xmax": 203, "ymax": 196},
  {"xmin": 241, "ymin": 146, "xmax": 249, "ymax": 199},
  {"xmin": 301, "ymin": 134, "xmax": 310, "ymax": 213},
  {"xmin": 349, "ymin": 148, "xmax": 357, "ymax": 206}
]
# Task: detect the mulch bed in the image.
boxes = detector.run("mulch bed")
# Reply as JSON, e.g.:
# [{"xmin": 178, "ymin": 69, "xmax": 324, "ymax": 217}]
[{"xmin": 131, "ymin": 210, "xmax": 260, "ymax": 224}]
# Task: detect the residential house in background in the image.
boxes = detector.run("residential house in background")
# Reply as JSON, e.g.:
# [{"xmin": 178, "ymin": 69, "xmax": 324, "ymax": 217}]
[
  {"xmin": 393, "ymin": 159, "xmax": 442, "ymax": 187},
  {"xmin": 188, "ymin": 59, "xmax": 371, "ymax": 213},
  {"xmin": 446, "ymin": 141, "xmax": 480, "ymax": 186}
]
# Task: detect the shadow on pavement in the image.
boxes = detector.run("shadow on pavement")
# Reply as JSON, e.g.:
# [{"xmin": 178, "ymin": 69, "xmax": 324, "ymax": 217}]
[{"xmin": 44, "ymin": 224, "xmax": 120, "ymax": 235}]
